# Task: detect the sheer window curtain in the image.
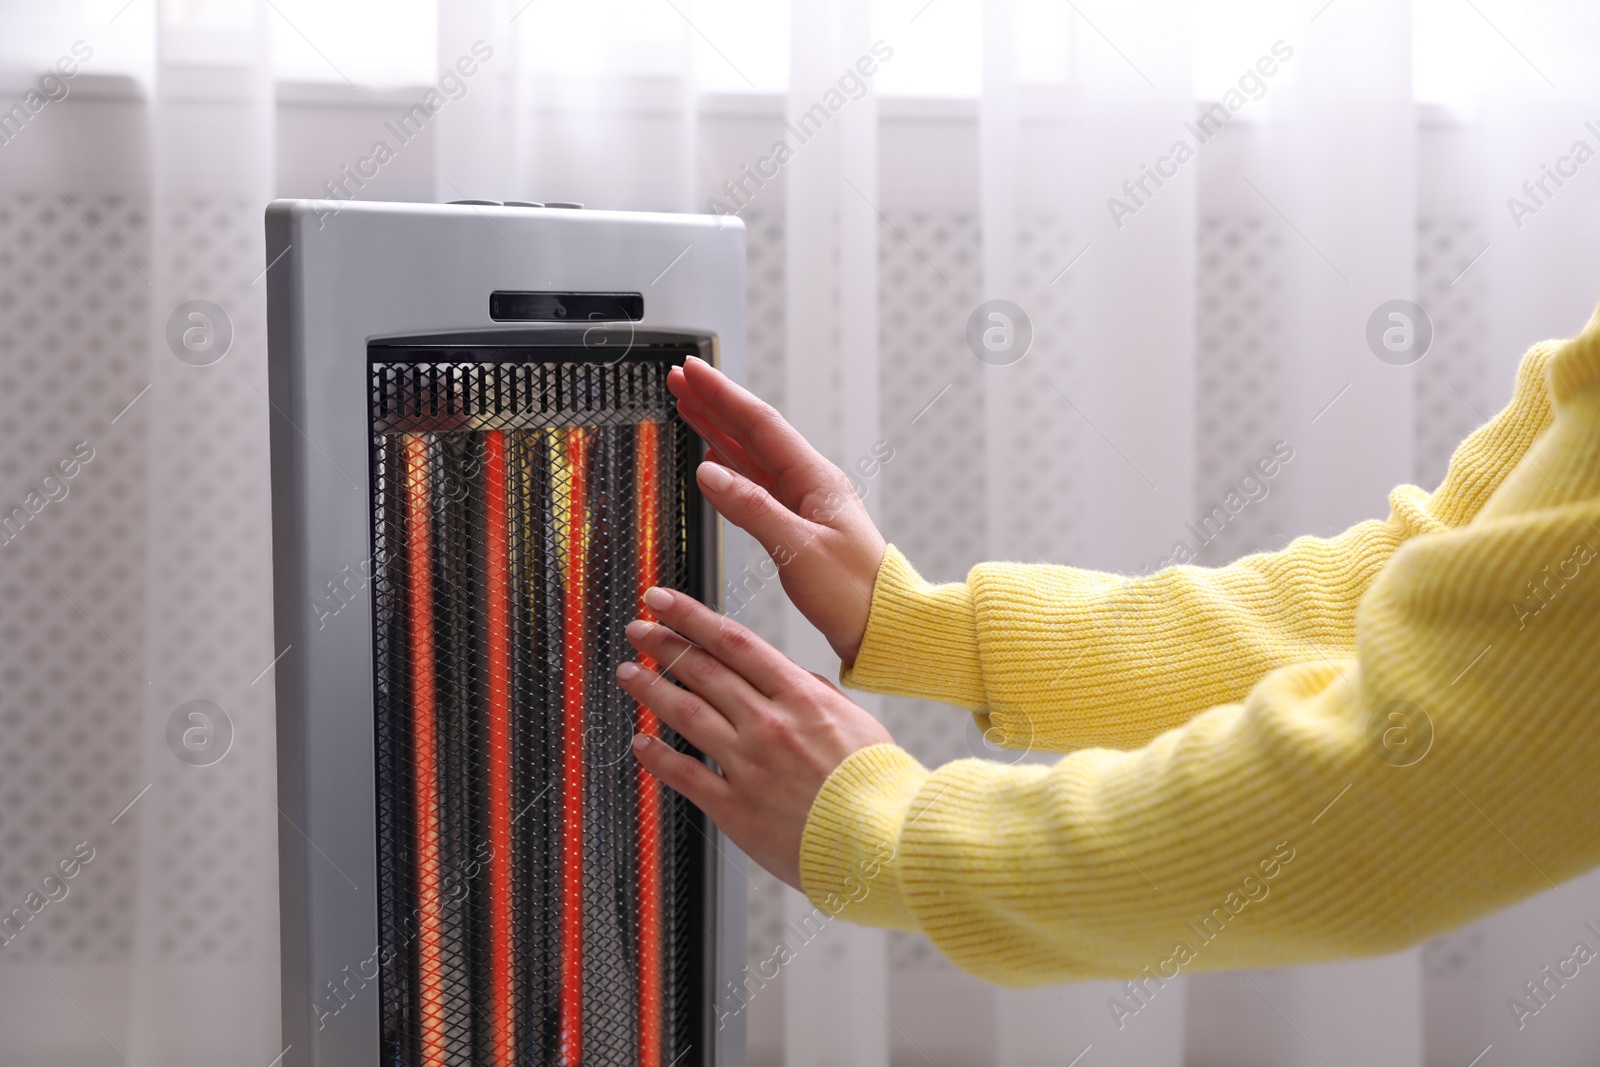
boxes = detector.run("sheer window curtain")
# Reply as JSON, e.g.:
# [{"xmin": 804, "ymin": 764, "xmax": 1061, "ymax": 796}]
[
  {"xmin": 2, "ymin": 0, "xmax": 1600, "ymax": 1064},
  {"xmin": 2, "ymin": 2, "xmax": 280, "ymax": 1066}
]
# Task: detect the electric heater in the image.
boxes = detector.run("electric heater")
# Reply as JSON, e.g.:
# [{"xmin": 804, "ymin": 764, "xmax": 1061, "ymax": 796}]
[{"xmin": 265, "ymin": 200, "xmax": 747, "ymax": 1067}]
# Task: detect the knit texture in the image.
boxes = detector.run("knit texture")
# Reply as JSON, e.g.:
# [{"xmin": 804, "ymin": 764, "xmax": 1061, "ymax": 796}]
[{"xmin": 801, "ymin": 312, "xmax": 1600, "ymax": 986}]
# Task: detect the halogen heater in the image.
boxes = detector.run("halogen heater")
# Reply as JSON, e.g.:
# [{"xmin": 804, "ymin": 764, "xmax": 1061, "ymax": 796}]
[{"xmin": 265, "ymin": 200, "xmax": 747, "ymax": 1067}]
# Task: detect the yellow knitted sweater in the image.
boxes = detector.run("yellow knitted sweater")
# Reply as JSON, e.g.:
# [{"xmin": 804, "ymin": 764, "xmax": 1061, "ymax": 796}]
[{"xmin": 799, "ymin": 309, "xmax": 1600, "ymax": 987}]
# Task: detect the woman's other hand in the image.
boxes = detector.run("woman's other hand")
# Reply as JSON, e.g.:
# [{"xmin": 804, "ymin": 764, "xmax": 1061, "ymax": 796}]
[
  {"xmin": 619, "ymin": 586, "xmax": 893, "ymax": 890},
  {"xmin": 668, "ymin": 356, "xmax": 885, "ymax": 664}
]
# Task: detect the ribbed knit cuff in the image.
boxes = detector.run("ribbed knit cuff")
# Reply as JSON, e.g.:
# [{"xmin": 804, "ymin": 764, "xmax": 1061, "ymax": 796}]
[
  {"xmin": 798, "ymin": 743, "xmax": 929, "ymax": 932},
  {"xmin": 840, "ymin": 545, "xmax": 987, "ymax": 709}
]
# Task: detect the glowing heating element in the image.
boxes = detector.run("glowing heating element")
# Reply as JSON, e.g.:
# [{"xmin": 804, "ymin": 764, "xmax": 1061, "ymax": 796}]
[
  {"xmin": 372, "ymin": 359, "xmax": 705, "ymax": 1067},
  {"xmin": 483, "ymin": 430, "xmax": 514, "ymax": 1067},
  {"xmin": 404, "ymin": 434, "xmax": 448, "ymax": 1067},
  {"xmin": 635, "ymin": 419, "xmax": 663, "ymax": 1067},
  {"xmin": 557, "ymin": 426, "xmax": 588, "ymax": 1066}
]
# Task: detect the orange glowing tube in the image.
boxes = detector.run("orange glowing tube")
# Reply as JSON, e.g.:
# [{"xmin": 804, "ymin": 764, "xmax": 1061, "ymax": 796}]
[
  {"xmin": 483, "ymin": 431, "xmax": 515, "ymax": 1066},
  {"xmin": 635, "ymin": 419, "xmax": 663, "ymax": 1067},
  {"xmin": 559, "ymin": 426, "xmax": 589, "ymax": 1067},
  {"xmin": 405, "ymin": 434, "xmax": 447, "ymax": 1067}
]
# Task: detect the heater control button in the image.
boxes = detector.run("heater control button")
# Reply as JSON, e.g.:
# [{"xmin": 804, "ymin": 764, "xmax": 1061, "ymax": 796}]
[
  {"xmin": 448, "ymin": 199, "xmax": 500, "ymax": 206},
  {"xmin": 503, "ymin": 200, "xmax": 544, "ymax": 207},
  {"xmin": 544, "ymin": 201, "xmax": 585, "ymax": 209}
]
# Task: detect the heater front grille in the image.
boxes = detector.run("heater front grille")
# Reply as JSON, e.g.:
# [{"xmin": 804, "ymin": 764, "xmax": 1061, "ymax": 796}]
[{"xmin": 369, "ymin": 355, "xmax": 707, "ymax": 1067}]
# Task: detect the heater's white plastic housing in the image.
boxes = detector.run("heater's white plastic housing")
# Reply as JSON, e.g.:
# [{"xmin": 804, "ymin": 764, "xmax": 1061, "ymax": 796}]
[{"xmin": 264, "ymin": 199, "xmax": 748, "ymax": 1067}]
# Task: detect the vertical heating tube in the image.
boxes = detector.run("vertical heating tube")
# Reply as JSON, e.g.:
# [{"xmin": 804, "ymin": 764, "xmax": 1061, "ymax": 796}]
[
  {"xmin": 484, "ymin": 430, "xmax": 515, "ymax": 1066},
  {"xmin": 405, "ymin": 433, "xmax": 448, "ymax": 1067},
  {"xmin": 635, "ymin": 419, "xmax": 663, "ymax": 1067},
  {"xmin": 560, "ymin": 426, "xmax": 589, "ymax": 1067},
  {"xmin": 520, "ymin": 428, "xmax": 561, "ymax": 1064}
]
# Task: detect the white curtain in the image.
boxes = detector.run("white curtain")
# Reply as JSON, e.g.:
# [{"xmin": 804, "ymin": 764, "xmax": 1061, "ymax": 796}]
[
  {"xmin": 2, "ymin": 0, "xmax": 1599, "ymax": 1063},
  {"xmin": 2, "ymin": 2, "xmax": 281, "ymax": 1066}
]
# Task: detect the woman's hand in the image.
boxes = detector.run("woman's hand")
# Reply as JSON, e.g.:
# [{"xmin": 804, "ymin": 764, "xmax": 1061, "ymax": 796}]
[
  {"xmin": 619, "ymin": 585, "xmax": 893, "ymax": 890},
  {"xmin": 668, "ymin": 356, "xmax": 886, "ymax": 664}
]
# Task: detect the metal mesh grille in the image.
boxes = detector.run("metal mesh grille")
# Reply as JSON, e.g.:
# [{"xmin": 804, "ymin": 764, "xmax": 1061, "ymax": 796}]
[{"xmin": 370, "ymin": 355, "xmax": 707, "ymax": 1067}]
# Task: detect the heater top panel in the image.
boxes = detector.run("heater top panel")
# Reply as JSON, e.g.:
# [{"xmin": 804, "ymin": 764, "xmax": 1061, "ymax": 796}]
[{"xmin": 269, "ymin": 199, "xmax": 744, "ymax": 342}]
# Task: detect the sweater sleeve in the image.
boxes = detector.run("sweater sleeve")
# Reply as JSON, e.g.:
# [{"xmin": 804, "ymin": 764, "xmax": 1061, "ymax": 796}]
[
  {"xmin": 844, "ymin": 341, "xmax": 1559, "ymax": 750},
  {"xmin": 802, "ymin": 322, "xmax": 1600, "ymax": 986}
]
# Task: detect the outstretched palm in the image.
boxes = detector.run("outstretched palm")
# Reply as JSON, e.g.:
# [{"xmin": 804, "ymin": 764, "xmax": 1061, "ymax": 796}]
[{"xmin": 668, "ymin": 357, "xmax": 886, "ymax": 663}]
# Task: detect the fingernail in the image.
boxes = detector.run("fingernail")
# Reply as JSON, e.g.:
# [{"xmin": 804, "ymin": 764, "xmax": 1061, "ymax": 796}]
[
  {"xmin": 632, "ymin": 733, "xmax": 651, "ymax": 752},
  {"xmin": 626, "ymin": 619, "xmax": 654, "ymax": 641},
  {"xmin": 617, "ymin": 661, "xmax": 640, "ymax": 681},
  {"xmin": 644, "ymin": 586, "xmax": 673, "ymax": 611},
  {"xmin": 698, "ymin": 462, "xmax": 732, "ymax": 493}
]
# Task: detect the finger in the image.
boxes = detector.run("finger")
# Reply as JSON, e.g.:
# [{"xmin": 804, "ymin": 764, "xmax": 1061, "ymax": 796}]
[
  {"xmin": 680, "ymin": 356, "xmax": 844, "ymax": 500},
  {"xmin": 676, "ymin": 397, "xmax": 778, "ymax": 493},
  {"xmin": 666, "ymin": 363, "xmax": 699, "ymax": 404},
  {"xmin": 676, "ymin": 397, "xmax": 795, "ymax": 502},
  {"xmin": 700, "ymin": 441, "xmax": 754, "ymax": 483},
  {"xmin": 617, "ymin": 659, "xmax": 737, "ymax": 755},
  {"xmin": 626, "ymin": 618, "xmax": 766, "ymax": 726},
  {"xmin": 695, "ymin": 461, "xmax": 815, "ymax": 564},
  {"xmin": 676, "ymin": 392, "xmax": 763, "ymax": 463},
  {"xmin": 676, "ymin": 391, "xmax": 762, "ymax": 461},
  {"xmin": 641, "ymin": 586, "xmax": 804, "ymax": 698},
  {"xmin": 632, "ymin": 733, "xmax": 731, "ymax": 817},
  {"xmin": 668, "ymin": 365, "xmax": 734, "ymax": 432},
  {"xmin": 677, "ymin": 399, "xmax": 779, "ymax": 494},
  {"xmin": 671, "ymin": 371, "xmax": 758, "ymax": 471}
]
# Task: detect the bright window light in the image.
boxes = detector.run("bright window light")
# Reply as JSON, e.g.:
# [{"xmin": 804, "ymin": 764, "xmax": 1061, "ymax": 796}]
[
  {"xmin": 1417, "ymin": 0, "xmax": 1600, "ymax": 105},
  {"xmin": 1017, "ymin": 0, "xmax": 1071, "ymax": 84},
  {"xmin": 873, "ymin": 0, "xmax": 981, "ymax": 97},
  {"xmin": 1413, "ymin": 0, "xmax": 1485, "ymax": 108},
  {"xmin": 518, "ymin": 0, "xmax": 687, "ymax": 78},
  {"xmin": 512, "ymin": 0, "xmax": 789, "ymax": 90},
  {"xmin": 1191, "ymin": 0, "xmax": 1289, "ymax": 100},
  {"xmin": 269, "ymin": 0, "xmax": 435, "ymax": 85},
  {"xmin": 163, "ymin": 0, "xmax": 259, "ymax": 30},
  {"xmin": 252, "ymin": 0, "xmax": 1587, "ymax": 112},
  {"xmin": 688, "ymin": 0, "xmax": 789, "ymax": 93}
]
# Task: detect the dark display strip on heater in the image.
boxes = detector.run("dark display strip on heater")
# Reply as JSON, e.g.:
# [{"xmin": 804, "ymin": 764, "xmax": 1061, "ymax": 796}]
[
  {"xmin": 489, "ymin": 291, "xmax": 644, "ymax": 322},
  {"xmin": 369, "ymin": 356, "xmax": 707, "ymax": 1067}
]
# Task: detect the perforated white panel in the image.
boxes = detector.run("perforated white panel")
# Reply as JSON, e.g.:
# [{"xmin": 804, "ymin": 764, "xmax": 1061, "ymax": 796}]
[
  {"xmin": 739, "ymin": 211, "xmax": 794, "ymax": 997},
  {"xmin": 875, "ymin": 211, "xmax": 983, "ymax": 974},
  {"xmin": 140, "ymin": 194, "xmax": 274, "ymax": 966},
  {"xmin": 1004, "ymin": 215, "xmax": 1081, "ymax": 565},
  {"xmin": 877, "ymin": 211, "xmax": 984, "ymax": 589},
  {"xmin": 740, "ymin": 210, "xmax": 789, "ymax": 660},
  {"xmin": 1194, "ymin": 214, "xmax": 1287, "ymax": 566},
  {"xmin": 0, "ymin": 190, "xmax": 148, "ymax": 965},
  {"xmin": 1414, "ymin": 216, "xmax": 1491, "ymax": 491},
  {"xmin": 744, "ymin": 211, "xmax": 787, "ymax": 417},
  {"xmin": 876, "ymin": 211, "xmax": 983, "ymax": 754}
]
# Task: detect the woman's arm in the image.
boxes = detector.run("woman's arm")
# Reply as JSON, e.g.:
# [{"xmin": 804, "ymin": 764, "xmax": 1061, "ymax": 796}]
[
  {"xmin": 797, "ymin": 323, "xmax": 1600, "ymax": 985},
  {"xmin": 672, "ymin": 341, "xmax": 1558, "ymax": 751},
  {"xmin": 847, "ymin": 339, "xmax": 1560, "ymax": 750},
  {"xmin": 626, "ymin": 317, "xmax": 1600, "ymax": 986}
]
